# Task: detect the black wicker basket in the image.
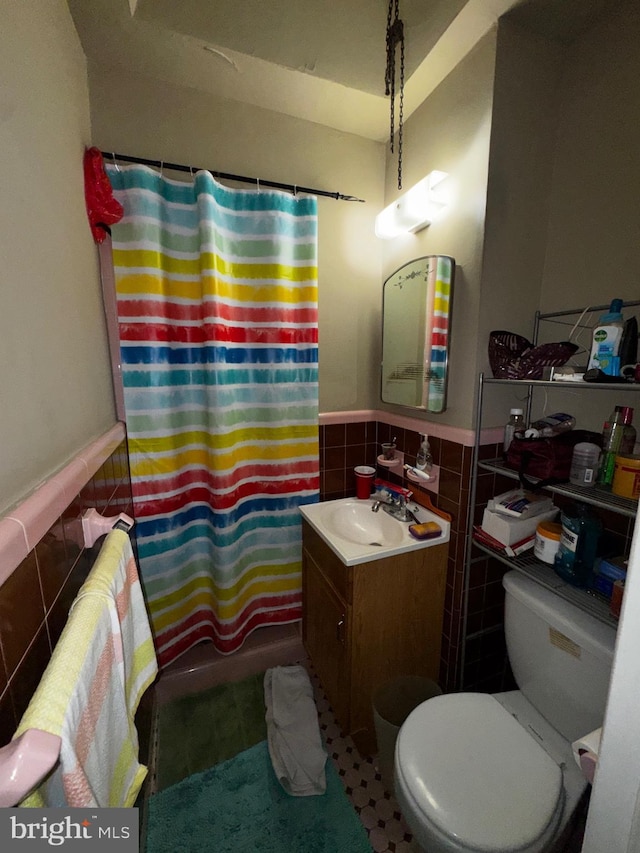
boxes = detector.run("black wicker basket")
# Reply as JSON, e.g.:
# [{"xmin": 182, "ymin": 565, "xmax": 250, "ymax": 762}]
[{"xmin": 488, "ymin": 331, "xmax": 578, "ymax": 380}]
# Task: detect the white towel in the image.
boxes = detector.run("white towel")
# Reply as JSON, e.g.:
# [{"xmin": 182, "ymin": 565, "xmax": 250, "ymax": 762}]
[{"xmin": 264, "ymin": 665, "xmax": 327, "ymax": 796}]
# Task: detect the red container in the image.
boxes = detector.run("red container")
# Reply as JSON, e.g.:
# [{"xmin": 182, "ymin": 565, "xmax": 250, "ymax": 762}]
[{"xmin": 354, "ymin": 466, "xmax": 376, "ymax": 499}]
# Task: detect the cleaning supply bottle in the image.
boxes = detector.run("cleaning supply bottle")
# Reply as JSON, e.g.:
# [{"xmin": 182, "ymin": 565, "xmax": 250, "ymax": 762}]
[
  {"xmin": 503, "ymin": 408, "xmax": 525, "ymax": 454},
  {"xmin": 416, "ymin": 434, "xmax": 432, "ymax": 472},
  {"xmin": 588, "ymin": 299, "xmax": 625, "ymax": 376},
  {"xmin": 598, "ymin": 405, "xmax": 627, "ymax": 487}
]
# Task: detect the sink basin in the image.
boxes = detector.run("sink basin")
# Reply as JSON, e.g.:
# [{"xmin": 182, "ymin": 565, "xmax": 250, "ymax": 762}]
[
  {"xmin": 326, "ymin": 501, "xmax": 405, "ymax": 547},
  {"xmin": 300, "ymin": 497, "xmax": 450, "ymax": 566}
]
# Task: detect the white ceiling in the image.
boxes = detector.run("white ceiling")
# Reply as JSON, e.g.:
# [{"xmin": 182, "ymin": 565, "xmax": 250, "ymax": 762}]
[{"xmin": 67, "ymin": 0, "xmax": 618, "ymax": 141}]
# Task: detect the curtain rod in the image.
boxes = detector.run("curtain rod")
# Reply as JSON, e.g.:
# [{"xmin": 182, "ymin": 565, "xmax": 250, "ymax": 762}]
[{"xmin": 102, "ymin": 151, "xmax": 366, "ymax": 203}]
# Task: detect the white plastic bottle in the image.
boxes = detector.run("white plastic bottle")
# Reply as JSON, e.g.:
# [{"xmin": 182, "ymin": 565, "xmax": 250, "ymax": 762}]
[
  {"xmin": 416, "ymin": 434, "xmax": 432, "ymax": 471},
  {"xmin": 503, "ymin": 408, "xmax": 525, "ymax": 453},
  {"xmin": 569, "ymin": 442, "xmax": 601, "ymax": 487}
]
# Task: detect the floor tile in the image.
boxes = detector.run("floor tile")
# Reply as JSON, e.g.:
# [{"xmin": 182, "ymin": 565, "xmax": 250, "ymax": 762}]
[{"xmin": 305, "ymin": 661, "xmax": 415, "ymax": 853}]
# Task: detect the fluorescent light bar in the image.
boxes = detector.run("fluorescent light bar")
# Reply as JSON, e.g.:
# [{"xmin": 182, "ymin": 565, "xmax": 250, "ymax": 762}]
[{"xmin": 375, "ymin": 171, "xmax": 448, "ymax": 239}]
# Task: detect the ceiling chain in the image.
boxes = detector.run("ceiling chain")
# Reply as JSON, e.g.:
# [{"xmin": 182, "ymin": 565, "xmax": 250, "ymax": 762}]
[{"xmin": 385, "ymin": 0, "xmax": 405, "ymax": 189}]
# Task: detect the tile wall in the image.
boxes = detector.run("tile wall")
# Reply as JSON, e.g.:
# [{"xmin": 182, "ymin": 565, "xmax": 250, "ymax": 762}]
[
  {"xmin": 320, "ymin": 421, "xmax": 631, "ymax": 694},
  {"xmin": 0, "ymin": 438, "xmax": 134, "ymax": 748},
  {"xmin": 319, "ymin": 419, "xmax": 477, "ymax": 692}
]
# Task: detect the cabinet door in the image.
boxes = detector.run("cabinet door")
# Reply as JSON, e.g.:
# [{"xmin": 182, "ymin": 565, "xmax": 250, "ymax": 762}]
[{"xmin": 302, "ymin": 548, "xmax": 351, "ymax": 732}]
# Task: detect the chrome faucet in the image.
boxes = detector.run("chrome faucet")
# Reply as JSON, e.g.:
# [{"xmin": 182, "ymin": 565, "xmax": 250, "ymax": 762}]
[{"xmin": 377, "ymin": 493, "xmax": 419, "ymax": 523}]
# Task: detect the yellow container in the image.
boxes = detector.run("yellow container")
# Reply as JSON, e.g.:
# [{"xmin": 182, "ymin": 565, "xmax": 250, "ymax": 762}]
[{"xmin": 612, "ymin": 454, "xmax": 640, "ymax": 499}]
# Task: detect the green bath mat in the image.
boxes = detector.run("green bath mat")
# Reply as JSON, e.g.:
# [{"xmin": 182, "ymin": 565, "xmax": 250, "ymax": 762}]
[
  {"xmin": 146, "ymin": 740, "xmax": 371, "ymax": 853},
  {"xmin": 156, "ymin": 672, "xmax": 267, "ymax": 791}
]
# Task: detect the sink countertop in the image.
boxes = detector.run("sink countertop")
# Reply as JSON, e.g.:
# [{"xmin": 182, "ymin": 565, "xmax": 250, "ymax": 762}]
[{"xmin": 299, "ymin": 497, "xmax": 450, "ymax": 566}]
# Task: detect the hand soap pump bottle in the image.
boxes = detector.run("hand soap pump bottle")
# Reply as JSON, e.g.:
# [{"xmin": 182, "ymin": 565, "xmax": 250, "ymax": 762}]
[
  {"xmin": 416, "ymin": 434, "xmax": 432, "ymax": 472},
  {"xmin": 588, "ymin": 299, "xmax": 625, "ymax": 376}
]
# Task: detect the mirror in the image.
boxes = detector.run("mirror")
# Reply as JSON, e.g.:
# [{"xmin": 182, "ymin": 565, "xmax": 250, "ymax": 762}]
[{"xmin": 381, "ymin": 255, "xmax": 455, "ymax": 412}]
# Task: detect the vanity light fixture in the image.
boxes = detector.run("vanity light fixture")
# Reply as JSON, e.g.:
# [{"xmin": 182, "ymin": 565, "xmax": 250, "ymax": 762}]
[{"xmin": 375, "ymin": 171, "xmax": 449, "ymax": 239}]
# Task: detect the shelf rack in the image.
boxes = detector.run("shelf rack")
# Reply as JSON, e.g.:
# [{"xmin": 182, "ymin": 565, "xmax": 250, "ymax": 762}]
[
  {"xmin": 478, "ymin": 453, "xmax": 638, "ymax": 519},
  {"xmin": 469, "ymin": 373, "xmax": 638, "ymax": 634},
  {"xmin": 471, "ymin": 539, "xmax": 619, "ymax": 629},
  {"xmin": 462, "ymin": 302, "xmax": 640, "ymax": 678}
]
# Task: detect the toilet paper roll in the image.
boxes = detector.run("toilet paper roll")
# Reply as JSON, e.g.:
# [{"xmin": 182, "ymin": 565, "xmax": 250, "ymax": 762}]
[{"xmin": 571, "ymin": 727, "xmax": 602, "ymax": 784}]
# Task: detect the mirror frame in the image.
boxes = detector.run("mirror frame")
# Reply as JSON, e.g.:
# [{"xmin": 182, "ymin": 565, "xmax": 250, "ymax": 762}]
[{"xmin": 380, "ymin": 255, "xmax": 455, "ymax": 413}]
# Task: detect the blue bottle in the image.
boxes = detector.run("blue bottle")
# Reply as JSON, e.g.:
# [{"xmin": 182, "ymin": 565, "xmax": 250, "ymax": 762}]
[{"xmin": 554, "ymin": 503, "xmax": 602, "ymax": 588}]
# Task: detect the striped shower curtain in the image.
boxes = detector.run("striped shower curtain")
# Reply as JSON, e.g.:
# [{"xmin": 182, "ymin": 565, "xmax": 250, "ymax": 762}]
[{"xmin": 106, "ymin": 164, "xmax": 319, "ymax": 668}]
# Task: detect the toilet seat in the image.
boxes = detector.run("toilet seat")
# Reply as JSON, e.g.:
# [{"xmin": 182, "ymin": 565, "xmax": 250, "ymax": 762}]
[{"xmin": 395, "ymin": 693, "xmax": 564, "ymax": 852}]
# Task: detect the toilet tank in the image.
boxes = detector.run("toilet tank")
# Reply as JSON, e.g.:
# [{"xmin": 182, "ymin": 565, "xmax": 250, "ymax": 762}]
[{"xmin": 503, "ymin": 570, "xmax": 616, "ymax": 743}]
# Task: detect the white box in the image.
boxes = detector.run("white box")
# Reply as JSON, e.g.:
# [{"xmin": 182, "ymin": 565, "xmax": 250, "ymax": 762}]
[{"xmin": 481, "ymin": 506, "xmax": 558, "ymax": 546}]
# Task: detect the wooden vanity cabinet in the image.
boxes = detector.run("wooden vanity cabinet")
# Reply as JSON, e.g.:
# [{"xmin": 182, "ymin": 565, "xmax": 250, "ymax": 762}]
[{"xmin": 302, "ymin": 519, "xmax": 448, "ymax": 755}]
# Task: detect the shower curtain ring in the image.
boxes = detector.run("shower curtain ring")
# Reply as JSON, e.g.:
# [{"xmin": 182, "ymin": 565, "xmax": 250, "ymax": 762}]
[
  {"xmin": 293, "ymin": 185, "xmax": 297, "ymax": 197},
  {"xmin": 160, "ymin": 160, "xmax": 164, "ymax": 177},
  {"xmin": 111, "ymin": 153, "xmax": 120, "ymax": 172},
  {"xmin": 256, "ymin": 178, "xmax": 260, "ymax": 192}
]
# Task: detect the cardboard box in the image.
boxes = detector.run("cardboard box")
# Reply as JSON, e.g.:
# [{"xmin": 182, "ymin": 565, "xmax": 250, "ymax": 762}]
[{"xmin": 482, "ymin": 506, "xmax": 558, "ymax": 547}]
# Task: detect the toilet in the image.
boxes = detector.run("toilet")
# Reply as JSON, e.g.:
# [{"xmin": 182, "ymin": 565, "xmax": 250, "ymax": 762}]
[{"xmin": 394, "ymin": 570, "xmax": 616, "ymax": 853}]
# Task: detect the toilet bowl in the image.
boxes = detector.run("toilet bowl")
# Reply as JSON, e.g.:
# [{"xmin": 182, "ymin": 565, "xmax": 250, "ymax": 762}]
[
  {"xmin": 394, "ymin": 693, "xmax": 565, "ymax": 853},
  {"xmin": 393, "ymin": 571, "xmax": 616, "ymax": 853}
]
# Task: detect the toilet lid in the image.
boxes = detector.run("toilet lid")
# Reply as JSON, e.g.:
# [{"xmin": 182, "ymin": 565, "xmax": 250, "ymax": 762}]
[{"xmin": 395, "ymin": 693, "xmax": 563, "ymax": 852}]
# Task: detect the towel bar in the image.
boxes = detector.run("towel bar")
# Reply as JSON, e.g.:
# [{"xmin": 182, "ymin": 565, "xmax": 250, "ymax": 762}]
[
  {"xmin": 0, "ymin": 729, "xmax": 61, "ymax": 807},
  {"xmin": 82, "ymin": 508, "xmax": 134, "ymax": 548},
  {"xmin": 6, "ymin": 526, "xmax": 155, "ymax": 809}
]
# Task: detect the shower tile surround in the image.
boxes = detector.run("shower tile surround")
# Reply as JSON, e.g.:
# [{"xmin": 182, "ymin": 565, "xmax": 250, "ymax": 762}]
[{"xmin": 0, "ymin": 425, "xmax": 136, "ymax": 749}]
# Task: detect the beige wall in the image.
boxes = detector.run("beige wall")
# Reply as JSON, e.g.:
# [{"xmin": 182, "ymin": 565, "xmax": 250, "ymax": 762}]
[
  {"xmin": 477, "ymin": 20, "xmax": 566, "ymax": 429},
  {"xmin": 480, "ymin": 1, "xmax": 640, "ymax": 432},
  {"xmin": 379, "ymin": 33, "xmax": 498, "ymax": 431},
  {"xmin": 0, "ymin": 0, "xmax": 115, "ymax": 514},
  {"xmin": 87, "ymin": 69, "xmax": 386, "ymax": 414},
  {"xmin": 541, "ymin": 0, "xmax": 640, "ymax": 311},
  {"xmin": 377, "ymin": 3, "xmax": 640, "ymax": 435},
  {"xmin": 538, "ymin": 0, "xmax": 640, "ymax": 432}
]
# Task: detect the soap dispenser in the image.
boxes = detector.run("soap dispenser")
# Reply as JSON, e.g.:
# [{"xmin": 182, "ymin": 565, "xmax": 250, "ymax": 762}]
[{"xmin": 416, "ymin": 434, "xmax": 432, "ymax": 472}]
